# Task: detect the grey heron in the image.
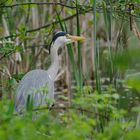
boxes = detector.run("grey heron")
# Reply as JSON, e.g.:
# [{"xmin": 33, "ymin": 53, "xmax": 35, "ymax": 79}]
[{"xmin": 14, "ymin": 31, "xmax": 85, "ymax": 112}]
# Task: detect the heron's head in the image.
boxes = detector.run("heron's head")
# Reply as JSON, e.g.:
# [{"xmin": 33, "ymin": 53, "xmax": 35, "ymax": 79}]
[{"xmin": 49, "ymin": 31, "xmax": 85, "ymax": 54}]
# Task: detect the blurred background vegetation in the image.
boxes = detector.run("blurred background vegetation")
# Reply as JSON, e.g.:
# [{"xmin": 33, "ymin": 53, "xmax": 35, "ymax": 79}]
[{"xmin": 0, "ymin": 0, "xmax": 140, "ymax": 139}]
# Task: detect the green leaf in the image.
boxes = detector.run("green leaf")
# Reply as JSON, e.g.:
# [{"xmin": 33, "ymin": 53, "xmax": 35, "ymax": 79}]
[{"xmin": 125, "ymin": 72, "xmax": 140, "ymax": 92}]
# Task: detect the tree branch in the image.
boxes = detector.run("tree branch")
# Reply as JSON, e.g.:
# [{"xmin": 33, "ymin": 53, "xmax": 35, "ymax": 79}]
[
  {"xmin": 0, "ymin": 8, "xmax": 92, "ymax": 40},
  {"xmin": 1, "ymin": 2, "xmax": 76, "ymax": 9}
]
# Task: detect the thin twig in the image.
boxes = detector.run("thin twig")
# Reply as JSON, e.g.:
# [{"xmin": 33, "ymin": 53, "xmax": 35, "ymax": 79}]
[
  {"xmin": 1, "ymin": 4, "xmax": 139, "ymax": 40},
  {"xmin": 51, "ymin": 106, "xmax": 109, "ymax": 120},
  {"xmin": 1, "ymin": 2, "xmax": 76, "ymax": 9},
  {"xmin": 13, "ymin": 105, "xmax": 109, "ymax": 120},
  {"xmin": 0, "ymin": 8, "xmax": 92, "ymax": 40}
]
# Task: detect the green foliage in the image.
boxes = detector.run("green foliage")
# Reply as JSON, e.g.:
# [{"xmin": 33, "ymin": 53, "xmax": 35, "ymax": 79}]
[
  {"xmin": 56, "ymin": 8, "xmax": 83, "ymax": 93},
  {"xmin": 0, "ymin": 85, "xmax": 140, "ymax": 140},
  {"xmin": 125, "ymin": 72, "xmax": 140, "ymax": 92},
  {"xmin": 0, "ymin": 43, "xmax": 15, "ymax": 56},
  {"xmin": 0, "ymin": 42, "xmax": 23, "ymax": 58},
  {"xmin": 125, "ymin": 128, "xmax": 140, "ymax": 140},
  {"xmin": 18, "ymin": 25, "xmax": 28, "ymax": 41},
  {"xmin": 0, "ymin": 0, "xmax": 140, "ymax": 139},
  {"xmin": 113, "ymin": 48, "xmax": 140, "ymax": 70}
]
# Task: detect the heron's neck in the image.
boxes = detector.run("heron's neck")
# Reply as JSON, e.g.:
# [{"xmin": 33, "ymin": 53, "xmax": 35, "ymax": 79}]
[{"xmin": 47, "ymin": 45, "xmax": 59, "ymax": 81}]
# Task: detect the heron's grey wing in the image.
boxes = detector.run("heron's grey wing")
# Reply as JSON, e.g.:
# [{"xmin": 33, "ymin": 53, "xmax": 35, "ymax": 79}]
[{"xmin": 15, "ymin": 69, "xmax": 54, "ymax": 112}]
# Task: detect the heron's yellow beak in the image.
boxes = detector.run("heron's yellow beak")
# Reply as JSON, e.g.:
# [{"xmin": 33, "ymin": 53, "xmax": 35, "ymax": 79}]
[{"xmin": 67, "ymin": 35, "xmax": 86, "ymax": 42}]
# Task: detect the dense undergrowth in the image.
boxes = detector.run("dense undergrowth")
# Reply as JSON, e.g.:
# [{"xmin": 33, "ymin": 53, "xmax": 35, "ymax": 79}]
[
  {"xmin": 0, "ymin": 0, "xmax": 140, "ymax": 139},
  {"xmin": 0, "ymin": 85, "xmax": 140, "ymax": 139}
]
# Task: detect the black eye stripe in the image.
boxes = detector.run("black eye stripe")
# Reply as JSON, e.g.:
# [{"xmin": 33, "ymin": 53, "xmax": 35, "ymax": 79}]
[
  {"xmin": 49, "ymin": 31, "xmax": 67, "ymax": 54},
  {"xmin": 52, "ymin": 32, "xmax": 67, "ymax": 42}
]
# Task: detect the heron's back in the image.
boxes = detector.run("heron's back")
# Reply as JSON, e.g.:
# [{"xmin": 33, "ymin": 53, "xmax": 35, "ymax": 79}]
[{"xmin": 15, "ymin": 69, "xmax": 54, "ymax": 112}]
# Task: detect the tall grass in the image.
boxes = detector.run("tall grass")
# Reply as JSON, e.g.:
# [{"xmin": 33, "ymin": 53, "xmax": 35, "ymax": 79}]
[
  {"xmin": 76, "ymin": 0, "xmax": 83, "ymax": 93},
  {"xmin": 93, "ymin": 0, "xmax": 103, "ymax": 132},
  {"xmin": 102, "ymin": 1, "xmax": 113, "ymax": 83},
  {"xmin": 56, "ymin": 1, "xmax": 83, "ymax": 93},
  {"xmin": 93, "ymin": 0, "xmax": 101, "ymax": 93}
]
